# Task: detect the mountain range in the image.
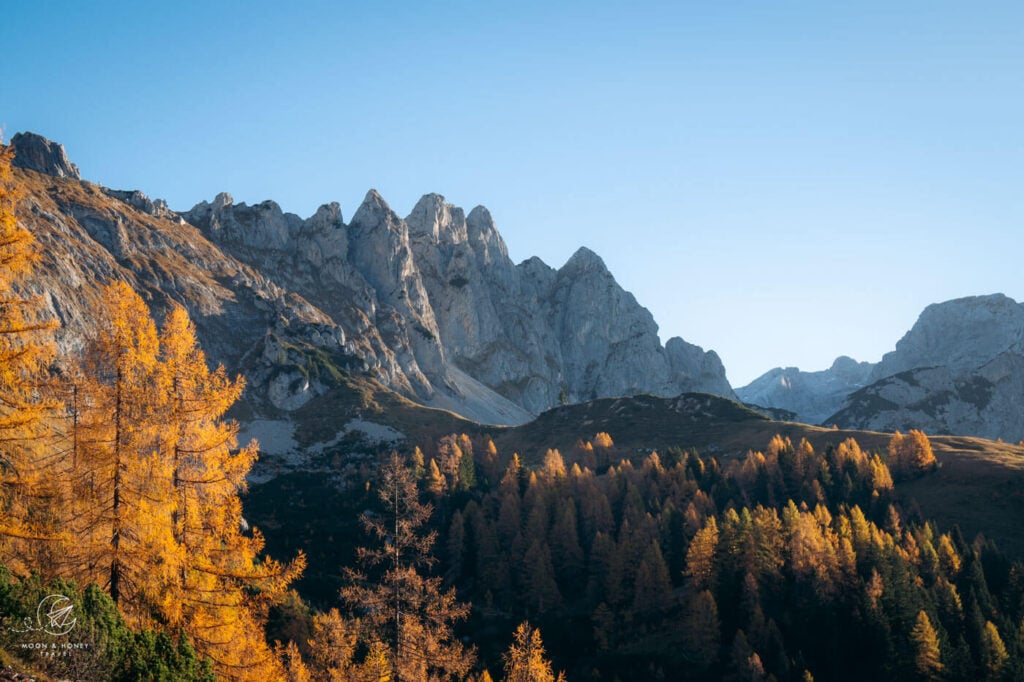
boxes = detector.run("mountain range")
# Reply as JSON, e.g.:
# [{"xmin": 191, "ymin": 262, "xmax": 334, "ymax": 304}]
[
  {"xmin": 10, "ymin": 130, "xmax": 1024, "ymax": 444},
  {"xmin": 9, "ymin": 131, "xmax": 731, "ymax": 430}
]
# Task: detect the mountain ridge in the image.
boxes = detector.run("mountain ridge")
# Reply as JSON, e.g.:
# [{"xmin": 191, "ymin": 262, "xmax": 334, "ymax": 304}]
[
  {"xmin": 740, "ymin": 294, "xmax": 1024, "ymax": 441},
  {"xmin": 8, "ymin": 131, "xmax": 733, "ymax": 428}
]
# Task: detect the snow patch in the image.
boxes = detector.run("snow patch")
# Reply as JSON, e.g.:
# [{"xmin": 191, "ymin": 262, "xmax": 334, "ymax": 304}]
[
  {"xmin": 343, "ymin": 418, "xmax": 405, "ymax": 445},
  {"xmin": 237, "ymin": 419, "xmax": 297, "ymax": 455}
]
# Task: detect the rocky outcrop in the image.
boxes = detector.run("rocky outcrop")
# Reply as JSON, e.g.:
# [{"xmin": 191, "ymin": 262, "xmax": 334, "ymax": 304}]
[
  {"xmin": 12, "ymin": 155, "xmax": 354, "ymax": 406},
  {"xmin": 10, "ymin": 132, "xmax": 80, "ymax": 179},
  {"xmin": 102, "ymin": 188, "xmax": 177, "ymax": 220},
  {"xmin": 827, "ymin": 356, "xmax": 1024, "ymax": 441},
  {"xmin": 827, "ymin": 295, "xmax": 1024, "ymax": 440},
  {"xmin": 736, "ymin": 356, "xmax": 874, "ymax": 425},
  {"xmin": 666, "ymin": 337, "xmax": 734, "ymax": 397}
]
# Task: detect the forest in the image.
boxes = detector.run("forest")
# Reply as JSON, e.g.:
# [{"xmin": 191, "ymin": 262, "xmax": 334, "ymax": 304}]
[{"xmin": 2, "ymin": 142, "xmax": 1024, "ymax": 681}]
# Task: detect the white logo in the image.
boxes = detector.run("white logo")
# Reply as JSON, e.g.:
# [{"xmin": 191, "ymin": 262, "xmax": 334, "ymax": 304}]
[{"xmin": 9, "ymin": 594, "xmax": 77, "ymax": 636}]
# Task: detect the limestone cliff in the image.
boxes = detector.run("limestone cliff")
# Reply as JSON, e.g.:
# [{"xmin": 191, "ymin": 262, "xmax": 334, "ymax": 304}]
[{"xmin": 11, "ymin": 133, "xmax": 733, "ymax": 426}]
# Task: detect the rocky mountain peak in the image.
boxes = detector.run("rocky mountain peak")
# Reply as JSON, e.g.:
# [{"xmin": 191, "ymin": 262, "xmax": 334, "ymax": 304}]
[
  {"xmin": 872, "ymin": 293, "xmax": 1024, "ymax": 381},
  {"xmin": 830, "ymin": 355, "xmax": 859, "ymax": 371},
  {"xmin": 465, "ymin": 206, "xmax": 509, "ymax": 266},
  {"xmin": 561, "ymin": 246, "xmax": 608, "ymax": 274},
  {"xmin": 213, "ymin": 192, "xmax": 234, "ymax": 210},
  {"xmin": 307, "ymin": 202, "xmax": 343, "ymax": 229},
  {"xmin": 350, "ymin": 189, "xmax": 403, "ymax": 234},
  {"xmin": 184, "ymin": 193, "xmax": 297, "ymax": 250},
  {"xmin": 10, "ymin": 131, "xmax": 80, "ymax": 179},
  {"xmin": 828, "ymin": 355, "xmax": 875, "ymax": 381},
  {"xmin": 466, "ymin": 205, "xmax": 495, "ymax": 232},
  {"xmin": 736, "ymin": 355, "xmax": 875, "ymax": 425},
  {"xmin": 101, "ymin": 188, "xmax": 177, "ymax": 220},
  {"xmin": 406, "ymin": 193, "xmax": 467, "ymax": 243},
  {"xmin": 11, "ymin": 140, "xmax": 735, "ymax": 426}
]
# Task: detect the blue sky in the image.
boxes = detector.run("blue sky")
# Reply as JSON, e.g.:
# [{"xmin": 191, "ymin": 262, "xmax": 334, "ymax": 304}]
[{"xmin": 3, "ymin": 1, "xmax": 1022, "ymax": 385}]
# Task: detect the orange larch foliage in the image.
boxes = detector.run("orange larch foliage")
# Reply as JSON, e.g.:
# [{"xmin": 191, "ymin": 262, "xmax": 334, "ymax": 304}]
[
  {"xmin": 888, "ymin": 429, "xmax": 937, "ymax": 478},
  {"xmin": 157, "ymin": 304, "xmax": 305, "ymax": 679},
  {"xmin": 64, "ymin": 284, "xmax": 303, "ymax": 680},
  {"xmin": 67, "ymin": 280, "xmax": 164, "ymax": 616},
  {"xmin": 0, "ymin": 140, "xmax": 60, "ymax": 572},
  {"xmin": 502, "ymin": 621, "xmax": 565, "ymax": 682}
]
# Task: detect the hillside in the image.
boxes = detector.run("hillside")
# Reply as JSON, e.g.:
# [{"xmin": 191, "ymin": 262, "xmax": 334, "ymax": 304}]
[
  {"xmin": 497, "ymin": 393, "xmax": 1024, "ymax": 554},
  {"xmin": 244, "ymin": 390, "xmax": 1024, "ymax": 608}
]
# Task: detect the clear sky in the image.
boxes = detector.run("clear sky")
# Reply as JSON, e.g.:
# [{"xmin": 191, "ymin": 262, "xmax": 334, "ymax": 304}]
[{"xmin": 3, "ymin": 1, "xmax": 1022, "ymax": 386}]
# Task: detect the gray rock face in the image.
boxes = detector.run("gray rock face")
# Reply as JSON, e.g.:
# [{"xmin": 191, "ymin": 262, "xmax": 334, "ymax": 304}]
[
  {"xmin": 827, "ymin": 355, "xmax": 1024, "ymax": 441},
  {"xmin": 736, "ymin": 355, "xmax": 875, "ymax": 425},
  {"xmin": 10, "ymin": 132, "xmax": 80, "ymax": 179},
  {"xmin": 871, "ymin": 294, "xmax": 1024, "ymax": 380},
  {"xmin": 182, "ymin": 189, "xmax": 736, "ymax": 420},
  {"xmin": 666, "ymin": 338, "xmax": 734, "ymax": 397},
  {"xmin": 828, "ymin": 295, "xmax": 1024, "ymax": 440},
  {"xmin": 12, "ymin": 151, "xmax": 352, "ymax": 415},
  {"xmin": 102, "ymin": 188, "xmax": 177, "ymax": 220},
  {"xmin": 13, "ymin": 132, "xmax": 735, "ymax": 426},
  {"xmin": 402, "ymin": 194, "xmax": 737, "ymax": 414}
]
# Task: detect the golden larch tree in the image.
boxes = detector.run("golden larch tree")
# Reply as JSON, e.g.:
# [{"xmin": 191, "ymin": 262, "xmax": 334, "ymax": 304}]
[
  {"xmin": 502, "ymin": 621, "xmax": 565, "ymax": 682},
  {"xmin": 685, "ymin": 515, "xmax": 719, "ymax": 592},
  {"xmin": 64, "ymin": 287, "xmax": 303, "ymax": 679},
  {"xmin": 981, "ymin": 620, "xmax": 1008, "ymax": 680},
  {"xmin": 910, "ymin": 610, "xmax": 943, "ymax": 680},
  {"xmin": 67, "ymin": 280, "xmax": 165, "ymax": 617},
  {"xmin": 342, "ymin": 451, "xmax": 474, "ymax": 681},
  {"xmin": 156, "ymin": 304, "xmax": 305, "ymax": 678},
  {"xmin": 888, "ymin": 430, "xmax": 937, "ymax": 478},
  {"xmin": 0, "ymin": 139, "xmax": 60, "ymax": 573}
]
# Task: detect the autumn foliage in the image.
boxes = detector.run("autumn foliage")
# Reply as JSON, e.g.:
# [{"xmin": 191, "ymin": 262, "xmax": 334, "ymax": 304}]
[
  {"xmin": 0, "ymin": 140, "xmax": 59, "ymax": 570},
  {"xmin": 422, "ymin": 431, "xmax": 1024, "ymax": 681},
  {"xmin": 0, "ymin": 147, "xmax": 307, "ymax": 681},
  {"xmin": 888, "ymin": 429, "xmax": 938, "ymax": 479}
]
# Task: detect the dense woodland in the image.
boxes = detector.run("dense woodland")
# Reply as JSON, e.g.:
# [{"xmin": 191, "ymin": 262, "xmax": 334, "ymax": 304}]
[{"xmin": 2, "ymin": 142, "xmax": 1024, "ymax": 681}]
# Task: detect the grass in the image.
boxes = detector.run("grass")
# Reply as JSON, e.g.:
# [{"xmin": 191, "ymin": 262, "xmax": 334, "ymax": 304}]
[{"xmin": 487, "ymin": 392, "xmax": 1024, "ymax": 558}]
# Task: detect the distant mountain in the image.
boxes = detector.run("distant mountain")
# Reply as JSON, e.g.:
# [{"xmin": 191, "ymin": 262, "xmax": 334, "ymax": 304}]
[
  {"xmin": 869, "ymin": 293, "xmax": 1024, "ymax": 380},
  {"xmin": 8, "ymin": 131, "xmax": 733, "ymax": 428},
  {"xmin": 740, "ymin": 294, "xmax": 1024, "ymax": 441},
  {"xmin": 736, "ymin": 355, "xmax": 875, "ymax": 424},
  {"xmin": 828, "ymin": 294, "xmax": 1024, "ymax": 441}
]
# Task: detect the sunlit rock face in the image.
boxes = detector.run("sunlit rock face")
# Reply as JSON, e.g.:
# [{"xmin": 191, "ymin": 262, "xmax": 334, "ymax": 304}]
[
  {"xmin": 14, "ymin": 132, "xmax": 734, "ymax": 426},
  {"xmin": 10, "ymin": 132, "xmax": 80, "ymax": 179}
]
